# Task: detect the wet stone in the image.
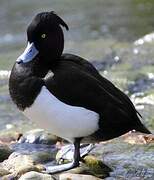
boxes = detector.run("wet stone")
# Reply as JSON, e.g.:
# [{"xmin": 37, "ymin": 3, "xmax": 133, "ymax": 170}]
[
  {"xmin": 18, "ymin": 129, "xmax": 59, "ymax": 145},
  {"xmin": 1, "ymin": 149, "xmax": 57, "ymax": 174},
  {"xmin": 2, "ymin": 153, "xmax": 35, "ymax": 173},
  {"xmin": 9, "ymin": 142, "xmax": 58, "ymax": 165},
  {"xmin": 0, "ymin": 167, "xmax": 10, "ymax": 177},
  {"xmin": 90, "ymin": 138, "xmax": 154, "ymax": 180},
  {"xmin": 18, "ymin": 171, "xmax": 54, "ymax": 180},
  {"xmin": 0, "ymin": 145, "xmax": 13, "ymax": 162},
  {"xmin": 30, "ymin": 151, "xmax": 56, "ymax": 164},
  {"xmin": 1, "ymin": 173, "xmax": 17, "ymax": 180},
  {"xmin": 59, "ymin": 173, "xmax": 102, "ymax": 180},
  {"xmin": 66, "ymin": 162, "xmax": 111, "ymax": 179},
  {"xmin": 2, "ymin": 152, "xmax": 47, "ymax": 174},
  {"xmin": 11, "ymin": 141, "xmax": 57, "ymax": 154}
]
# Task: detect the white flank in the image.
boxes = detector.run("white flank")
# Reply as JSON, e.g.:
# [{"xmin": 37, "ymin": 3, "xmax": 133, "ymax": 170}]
[{"xmin": 24, "ymin": 86, "xmax": 99, "ymax": 142}]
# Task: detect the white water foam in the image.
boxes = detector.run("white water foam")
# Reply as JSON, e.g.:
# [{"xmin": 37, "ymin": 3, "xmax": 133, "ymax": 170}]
[{"xmin": 0, "ymin": 70, "xmax": 11, "ymax": 79}]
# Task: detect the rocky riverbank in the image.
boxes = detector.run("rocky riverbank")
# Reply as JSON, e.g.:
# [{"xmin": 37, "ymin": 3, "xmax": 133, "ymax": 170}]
[{"xmin": 0, "ymin": 128, "xmax": 153, "ymax": 180}]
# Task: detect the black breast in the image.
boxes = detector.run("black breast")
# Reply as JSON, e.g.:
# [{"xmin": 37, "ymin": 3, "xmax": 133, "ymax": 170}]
[{"xmin": 9, "ymin": 63, "xmax": 45, "ymax": 111}]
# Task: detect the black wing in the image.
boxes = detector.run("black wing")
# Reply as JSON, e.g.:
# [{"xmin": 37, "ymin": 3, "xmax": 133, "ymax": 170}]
[{"xmin": 60, "ymin": 53, "xmax": 141, "ymax": 118}]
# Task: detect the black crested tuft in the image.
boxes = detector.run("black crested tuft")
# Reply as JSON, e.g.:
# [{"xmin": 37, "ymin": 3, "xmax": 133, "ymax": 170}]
[{"xmin": 49, "ymin": 11, "xmax": 69, "ymax": 31}]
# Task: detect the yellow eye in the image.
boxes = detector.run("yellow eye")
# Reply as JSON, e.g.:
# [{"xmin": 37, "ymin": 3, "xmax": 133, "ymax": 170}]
[{"xmin": 41, "ymin": 34, "xmax": 46, "ymax": 38}]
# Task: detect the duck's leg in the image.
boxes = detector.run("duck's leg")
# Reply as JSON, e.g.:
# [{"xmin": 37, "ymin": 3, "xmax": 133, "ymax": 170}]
[
  {"xmin": 45, "ymin": 138, "xmax": 81, "ymax": 174},
  {"xmin": 57, "ymin": 143, "xmax": 95, "ymax": 164},
  {"xmin": 73, "ymin": 138, "xmax": 81, "ymax": 166}
]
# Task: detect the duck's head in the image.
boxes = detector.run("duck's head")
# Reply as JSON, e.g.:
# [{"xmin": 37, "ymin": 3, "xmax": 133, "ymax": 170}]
[{"xmin": 16, "ymin": 11, "xmax": 68, "ymax": 65}]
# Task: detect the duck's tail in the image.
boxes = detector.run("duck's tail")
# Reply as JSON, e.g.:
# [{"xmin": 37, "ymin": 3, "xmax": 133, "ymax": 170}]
[{"xmin": 135, "ymin": 122, "xmax": 151, "ymax": 134}]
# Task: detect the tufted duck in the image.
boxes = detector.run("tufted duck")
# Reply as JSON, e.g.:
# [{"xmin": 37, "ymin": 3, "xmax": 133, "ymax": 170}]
[{"xmin": 9, "ymin": 11, "xmax": 151, "ymax": 173}]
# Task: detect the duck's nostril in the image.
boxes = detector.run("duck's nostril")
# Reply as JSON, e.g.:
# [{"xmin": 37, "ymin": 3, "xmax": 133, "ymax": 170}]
[{"xmin": 16, "ymin": 59, "xmax": 23, "ymax": 64}]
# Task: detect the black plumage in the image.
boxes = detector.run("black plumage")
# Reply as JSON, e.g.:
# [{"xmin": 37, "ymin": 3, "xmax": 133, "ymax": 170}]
[{"xmin": 9, "ymin": 11, "xmax": 151, "ymax": 173}]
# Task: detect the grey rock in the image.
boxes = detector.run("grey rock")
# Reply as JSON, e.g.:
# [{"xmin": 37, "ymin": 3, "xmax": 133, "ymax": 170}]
[
  {"xmin": 59, "ymin": 173, "xmax": 102, "ymax": 180},
  {"xmin": 19, "ymin": 171, "xmax": 54, "ymax": 180},
  {"xmin": 0, "ymin": 167, "xmax": 10, "ymax": 177},
  {"xmin": 2, "ymin": 153, "xmax": 43, "ymax": 175},
  {"xmin": 18, "ymin": 129, "xmax": 59, "ymax": 145}
]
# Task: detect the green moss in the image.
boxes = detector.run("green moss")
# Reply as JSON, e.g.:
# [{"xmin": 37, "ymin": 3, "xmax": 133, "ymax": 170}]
[{"xmin": 83, "ymin": 155, "xmax": 112, "ymax": 178}]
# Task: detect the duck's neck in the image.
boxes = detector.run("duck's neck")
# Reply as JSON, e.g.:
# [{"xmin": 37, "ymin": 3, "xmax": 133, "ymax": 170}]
[{"xmin": 9, "ymin": 59, "xmax": 49, "ymax": 111}]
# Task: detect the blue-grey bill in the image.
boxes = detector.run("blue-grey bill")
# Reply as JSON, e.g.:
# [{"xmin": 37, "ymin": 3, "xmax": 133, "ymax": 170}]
[{"xmin": 16, "ymin": 42, "xmax": 39, "ymax": 64}]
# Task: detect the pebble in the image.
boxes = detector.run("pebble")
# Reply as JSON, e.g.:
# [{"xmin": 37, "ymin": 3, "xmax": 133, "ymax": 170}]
[
  {"xmin": 18, "ymin": 171, "xmax": 54, "ymax": 180},
  {"xmin": 59, "ymin": 173, "xmax": 102, "ymax": 180},
  {"xmin": 2, "ymin": 153, "xmax": 41, "ymax": 174}
]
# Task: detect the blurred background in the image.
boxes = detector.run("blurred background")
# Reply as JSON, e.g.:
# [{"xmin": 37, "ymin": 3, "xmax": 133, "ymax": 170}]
[{"xmin": 0, "ymin": 0, "xmax": 154, "ymax": 136}]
